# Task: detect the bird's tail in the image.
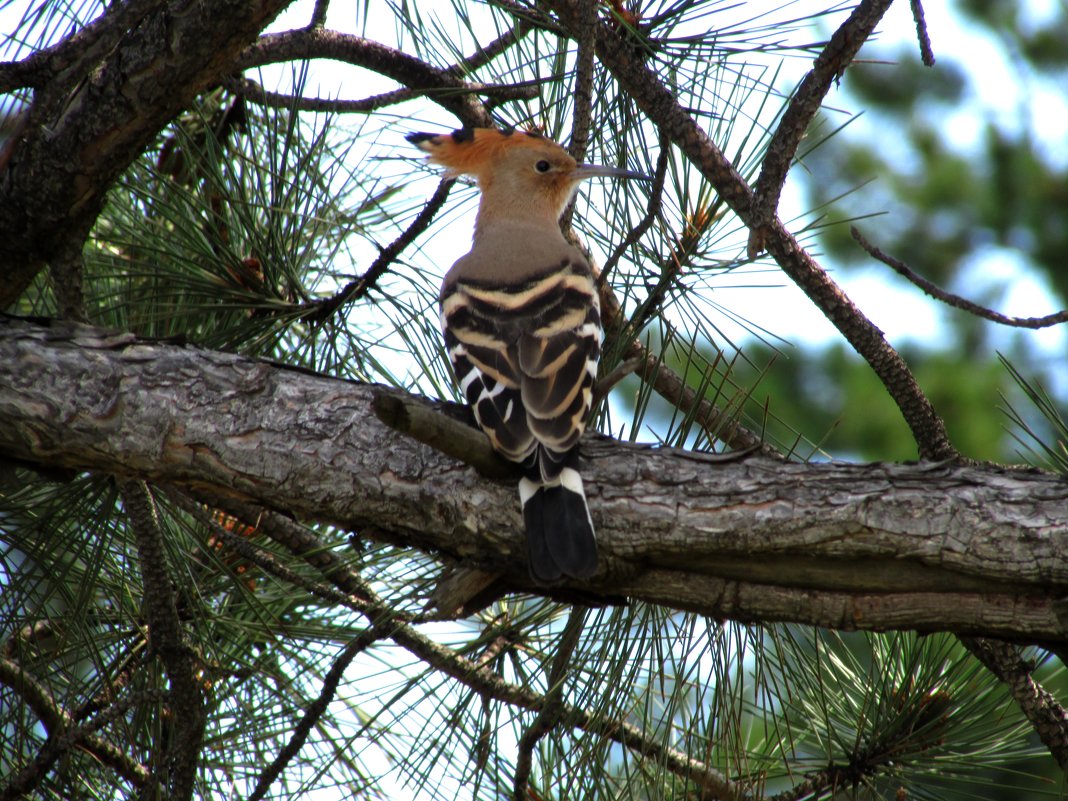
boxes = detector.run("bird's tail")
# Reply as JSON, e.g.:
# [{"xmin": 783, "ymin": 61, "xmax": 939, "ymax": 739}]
[{"xmin": 519, "ymin": 467, "xmax": 598, "ymax": 583}]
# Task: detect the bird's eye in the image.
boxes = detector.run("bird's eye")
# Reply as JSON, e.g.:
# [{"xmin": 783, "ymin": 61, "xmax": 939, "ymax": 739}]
[{"xmin": 534, "ymin": 160, "xmax": 552, "ymax": 173}]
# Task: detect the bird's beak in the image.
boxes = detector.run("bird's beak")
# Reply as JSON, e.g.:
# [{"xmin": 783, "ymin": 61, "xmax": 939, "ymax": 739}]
[{"xmin": 573, "ymin": 164, "xmax": 651, "ymax": 181}]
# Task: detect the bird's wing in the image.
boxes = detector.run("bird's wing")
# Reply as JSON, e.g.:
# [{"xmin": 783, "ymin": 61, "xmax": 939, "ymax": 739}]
[
  {"xmin": 441, "ymin": 299, "xmax": 535, "ymax": 463},
  {"xmin": 441, "ymin": 258, "xmax": 600, "ymax": 478},
  {"xmin": 515, "ymin": 285, "xmax": 600, "ymax": 457}
]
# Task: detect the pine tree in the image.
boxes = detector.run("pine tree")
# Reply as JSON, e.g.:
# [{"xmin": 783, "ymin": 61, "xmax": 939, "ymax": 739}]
[{"xmin": 2, "ymin": 2, "xmax": 1067, "ymax": 799}]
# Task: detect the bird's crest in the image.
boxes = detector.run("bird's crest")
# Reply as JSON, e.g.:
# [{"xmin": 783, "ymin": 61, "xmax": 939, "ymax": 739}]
[{"xmin": 406, "ymin": 128, "xmax": 556, "ymax": 176}]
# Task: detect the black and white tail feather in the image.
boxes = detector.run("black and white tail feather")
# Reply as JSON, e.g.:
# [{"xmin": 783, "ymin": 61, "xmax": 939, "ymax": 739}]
[{"xmin": 519, "ymin": 464, "xmax": 597, "ymax": 583}]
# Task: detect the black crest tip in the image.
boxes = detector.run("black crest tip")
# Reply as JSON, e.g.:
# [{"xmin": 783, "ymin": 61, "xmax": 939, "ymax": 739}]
[{"xmin": 406, "ymin": 131, "xmax": 439, "ymax": 145}]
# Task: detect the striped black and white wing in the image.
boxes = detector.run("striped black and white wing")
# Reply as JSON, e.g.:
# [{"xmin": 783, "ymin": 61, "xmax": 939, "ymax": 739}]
[{"xmin": 439, "ymin": 257, "xmax": 600, "ymax": 478}]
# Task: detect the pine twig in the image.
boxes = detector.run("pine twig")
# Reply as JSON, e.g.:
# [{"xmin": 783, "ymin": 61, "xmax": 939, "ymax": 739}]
[
  {"xmin": 166, "ymin": 491, "xmax": 379, "ymax": 612},
  {"xmin": 205, "ymin": 497, "xmax": 374, "ymax": 601},
  {"xmin": 227, "ymin": 75, "xmax": 537, "ymax": 114},
  {"xmin": 598, "ymin": 132, "xmax": 670, "ymax": 289},
  {"xmin": 961, "ymin": 636, "xmax": 1068, "ymax": 770},
  {"xmin": 0, "ymin": 657, "xmax": 152, "ymax": 796},
  {"xmin": 621, "ymin": 195, "xmax": 717, "ymax": 342},
  {"xmin": 853, "ymin": 227, "xmax": 1068, "ymax": 328},
  {"xmin": 308, "ymin": 0, "xmax": 330, "ymax": 28},
  {"xmin": 598, "ymin": 283, "xmax": 776, "ymax": 455},
  {"xmin": 247, "ymin": 625, "xmax": 392, "ymax": 801},
  {"xmin": 513, "ymin": 606, "xmax": 588, "ymax": 801},
  {"xmin": 120, "ymin": 479, "xmax": 206, "ymax": 801},
  {"xmin": 235, "ymin": 29, "xmax": 494, "ymax": 128},
  {"xmin": 747, "ymin": 0, "xmax": 894, "ymax": 259},
  {"xmin": 910, "ymin": 0, "xmax": 936, "ymax": 66},
  {"xmin": 592, "ymin": 357, "xmax": 644, "ymax": 406},
  {"xmin": 767, "ymin": 764, "xmax": 851, "ymax": 801},
  {"xmin": 301, "ymin": 178, "xmax": 455, "ymax": 324},
  {"xmin": 457, "ymin": 21, "xmax": 534, "ymax": 75},
  {"xmin": 593, "ymin": 139, "xmax": 773, "ymax": 455}
]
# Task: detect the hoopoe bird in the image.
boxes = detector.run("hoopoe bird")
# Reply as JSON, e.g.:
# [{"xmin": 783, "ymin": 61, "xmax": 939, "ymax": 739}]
[{"xmin": 408, "ymin": 127, "xmax": 647, "ymax": 583}]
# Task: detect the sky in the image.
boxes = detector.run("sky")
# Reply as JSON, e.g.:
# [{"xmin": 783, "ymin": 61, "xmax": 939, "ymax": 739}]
[
  {"xmin": 1, "ymin": 0, "xmax": 1063, "ymax": 369},
  {"xmin": 252, "ymin": 0, "xmax": 1068, "ymax": 383}
]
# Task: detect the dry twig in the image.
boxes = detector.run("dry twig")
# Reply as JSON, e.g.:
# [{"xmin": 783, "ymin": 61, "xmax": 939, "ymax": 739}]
[
  {"xmin": 120, "ymin": 480, "xmax": 206, "ymax": 801},
  {"xmin": 853, "ymin": 227, "xmax": 1068, "ymax": 329}
]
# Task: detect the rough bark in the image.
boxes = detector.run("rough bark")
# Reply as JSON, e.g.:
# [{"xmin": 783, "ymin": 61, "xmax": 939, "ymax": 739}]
[
  {"xmin": 2, "ymin": 316, "xmax": 1067, "ymax": 643},
  {"xmin": 0, "ymin": 0, "xmax": 293, "ymax": 308}
]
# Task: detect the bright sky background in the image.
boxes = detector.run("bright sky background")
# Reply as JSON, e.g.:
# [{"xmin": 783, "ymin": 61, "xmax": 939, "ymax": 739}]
[{"xmin": 253, "ymin": 0, "xmax": 1068, "ymax": 399}]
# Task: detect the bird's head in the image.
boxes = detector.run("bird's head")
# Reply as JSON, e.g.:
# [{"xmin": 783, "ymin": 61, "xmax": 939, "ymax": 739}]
[{"xmin": 407, "ymin": 127, "xmax": 646, "ymax": 226}]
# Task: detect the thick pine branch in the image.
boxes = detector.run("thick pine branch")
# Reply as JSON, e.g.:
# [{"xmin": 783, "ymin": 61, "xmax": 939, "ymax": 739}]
[
  {"xmin": 961, "ymin": 637, "xmax": 1068, "ymax": 770},
  {"xmin": 119, "ymin": 480, "xmax": 206, "ymax": 801},
  {"xmin": 2, "ymin": 317, "xmax": 1066, "ymax": 644},
  {"xmin": 0, "ymin": 0, "xmax": 294, "ymax": 308}
]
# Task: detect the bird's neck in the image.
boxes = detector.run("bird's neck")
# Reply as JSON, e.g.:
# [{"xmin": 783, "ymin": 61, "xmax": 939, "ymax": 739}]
[{"xmin": 473, "ymin": 194, "xmax": 566, "ymax": 243}]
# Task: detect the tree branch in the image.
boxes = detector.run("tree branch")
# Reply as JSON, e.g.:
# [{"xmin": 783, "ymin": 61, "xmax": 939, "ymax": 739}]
[
  {"xmin": 0, "ymin": 0, "xmax": 294, "ymax": 308},
  {"xmin": 234, "ymin": 28, "xmax": 494, "ymax": 128},
  {"xmin": 853, "ymin": 226, "xmax": 1068, "ymax": 329},
  {"xmin": 248, "ymin": 626, "xmax": 392, "ymax": 801},
  {"xmin": 513, "ymin": 605, "xmax": 587, "ymax": 801},
  {"xmin": 300, "ymin": 178, "xmax": 455, "ymax": 324},
  {"xmin": 0, "ymin": 656, "xmax": 68, "ymax": 740},
  {"xmin": 960, "ymin": 637, "xmax": 1068, "ymax": 770},
  {"xmin": 910, "ymin": 0, "xmax": 936, "ymax": 66},
  {"xmin": 0, "ymin": 0, "xmax": 168, "ymax": 94},
  {"xmin": 308, "ymin": 0, "xmax": 330, "ymax": 29},
  {"xmin": 0, "ymin": 656, "xmax": 152, "ymax": 794},
  {"xmin": 226, "ymin": 74, "xmax": 537, "ymax": 114},
  {"xmin": 2, "ymin": 317, "xmax": 1066, "ymax": 643},
  {"xmin": 567, "ymin": 0, "xmax": 598, "ymax": 164},
  {"xmin": 550, "ymin": 0, "xmax": 957, "ymax": 461},
  {"xmin": 226, "ymin": 20, "xmax": 538, "ymax": 116},
  {"xmin": 747, "ymin": 0, "xmax": 894, "ymax": 259},
  {"xmin": 120, "ymin": 479, "xmax": 206, "ymax": 801}
]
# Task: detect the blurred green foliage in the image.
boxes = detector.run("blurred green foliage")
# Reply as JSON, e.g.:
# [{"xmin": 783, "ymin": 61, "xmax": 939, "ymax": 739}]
[
  {"xmin": 731, "ymin": 342, "xmax": 1009, "ymax": 462},
  {"xmin": 745, "ymin": 2, "xmax": 1068, "ymax": 463},
  {"xmin": 808, "ymin": 9, "xmax": 1068, "ymax": 300}
]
